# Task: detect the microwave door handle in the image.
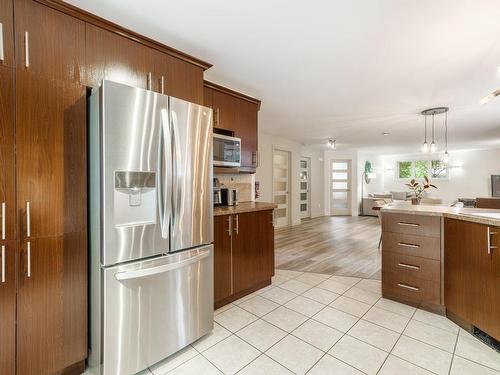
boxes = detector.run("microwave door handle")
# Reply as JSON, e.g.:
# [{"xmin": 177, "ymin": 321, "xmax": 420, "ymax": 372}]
[
  {"xmin": 158, "ymin": 108, "xmax": 171, "ymax": 239},
  {"xmin": 115, "ymin": 250, "xmax": 210, "ymax": 281}
]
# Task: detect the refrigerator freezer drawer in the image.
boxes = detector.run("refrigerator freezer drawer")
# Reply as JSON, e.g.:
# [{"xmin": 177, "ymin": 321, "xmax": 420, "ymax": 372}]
[{"xmin": 102, "ymin": 245, "xmax": 214, "ymax": 375}]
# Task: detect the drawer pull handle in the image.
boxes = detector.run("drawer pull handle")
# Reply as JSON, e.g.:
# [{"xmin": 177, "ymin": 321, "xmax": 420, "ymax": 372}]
[
  {"xmin": 398, "ymin": 262, "xmax": 420, "ymax": 270},
  {"xmin": 398, "ymin": 242, "xmax": 420, "ymax": 248},
  {"xmin": 397, "ymin": 282, "xmax": 419, "ymax": 291},
  {"xmin": 398, "ymin": 222, "xmax": 420, "ymax": 227}
]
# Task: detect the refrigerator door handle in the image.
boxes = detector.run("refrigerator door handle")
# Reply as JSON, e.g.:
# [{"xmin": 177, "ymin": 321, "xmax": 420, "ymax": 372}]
[
  {"xmin": 158, "ymin": 109, "xmax": 172, "ymax": 239},
  {"xmin": 114, "ymin": 250, "xmax": 210, "ymax": 281},
  {"xmin": 170, "ymin": 108, "xmax": 182, "ymax": 233}
]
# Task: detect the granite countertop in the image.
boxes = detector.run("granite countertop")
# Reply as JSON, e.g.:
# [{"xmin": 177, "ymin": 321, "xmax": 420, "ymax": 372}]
[
  {"xmin": 381, "ymin": 202, "xmax": 500, "ymax": 226},
  {"xmin": 213, "ymin": 201, "xmax": 277, "ymax": 216}
]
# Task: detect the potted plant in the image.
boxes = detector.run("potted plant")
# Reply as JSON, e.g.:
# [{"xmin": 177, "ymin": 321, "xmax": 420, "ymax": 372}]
[{"xmin": 405, "ymin": 176, "xmax": 437, "ymax": 205}]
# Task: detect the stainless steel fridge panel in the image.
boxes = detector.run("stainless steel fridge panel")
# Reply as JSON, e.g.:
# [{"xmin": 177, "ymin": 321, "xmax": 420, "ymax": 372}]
[
  {"xmin": 103, "ymin": 245, "xmax": 214, "ymax": 375},
  {"xmin": 170, "ymin": 97, "xmax": 213, "ymax": 251},
  {"xmin": 100, "ymin": 81, "xmax": 171, "ymax": 265}
]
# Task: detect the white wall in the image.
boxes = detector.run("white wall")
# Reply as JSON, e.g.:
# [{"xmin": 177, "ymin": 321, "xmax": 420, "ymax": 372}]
[
  {"xmin": 324, "ymin": 149, "xmax": 359, "ymax": 216},
  {"xmin": 381, "ymin": 148, "xmax": 500, "ymax": 204},
  {"xmin": 256, "ymin": 131, "xmax": 324, "ymax": 226}
]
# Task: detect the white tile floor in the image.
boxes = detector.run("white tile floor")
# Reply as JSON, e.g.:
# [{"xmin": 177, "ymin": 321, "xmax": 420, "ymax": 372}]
[{"xmin": 103, "ymin": 270, "xmax": 500, "ymax": 375}]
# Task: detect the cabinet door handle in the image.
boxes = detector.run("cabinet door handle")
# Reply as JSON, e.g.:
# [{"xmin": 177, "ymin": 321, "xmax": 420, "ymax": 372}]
[
  {"xmin": 487, "ymin": 227, "xmax": 497, "ymax": 254},
  {"xmin": 26, "ymin": 201, "xmax": 31, "ymax": 237},
  {"xmin": 227, "ymin": 216, "xmax": 232, "ymax": 237},
  {"xmin": 398, "ymin": 262, "xmax": 420, "ymax": 270},
  {"xmin": 398, "ymin": 222, "xmax": 420, "ymax": 227},
  {"xmin": 398, "ymin": 242, "xmax": 420, "ymax": 249},
  {"xmin": 215, "ymin": 108, "xmax": 220, "ymax": 126},
  {"xmin": 27, "ymin": 241, "xmax": 31, "ymax": 278},
  {"xmin": 24, "ymin": 31, "xmax": 29, "ymax": 68},
  {"xmin": 147, "ymin": 72, "xmax": 152, "ymax": 90},
  {"xmin": 0, "ymin": 22, "xmax": 4, "ymax": 62},
  {"xmin": 1, "ymin": 245, "xmax": 5, "ymax": 283},
  {"xmin": 397, "ymin": 282, "xmax": 419, "ymax": 291},
  {"xmin": 161, "ymin": 75, "xmax": 165, "ymax": 94},
  {"xmin": 1, "ymin": 202, "xmax": 5, "ymax": 240},
  {"xmin": 234, "ymin": 215, "xmax": 239, "ymax": 235}
]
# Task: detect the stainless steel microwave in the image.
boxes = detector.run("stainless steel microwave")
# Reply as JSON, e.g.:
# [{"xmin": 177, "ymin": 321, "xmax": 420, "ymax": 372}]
[{"xmin": 213, "ymin": 134, "xmax": 241, "ymax": 167}]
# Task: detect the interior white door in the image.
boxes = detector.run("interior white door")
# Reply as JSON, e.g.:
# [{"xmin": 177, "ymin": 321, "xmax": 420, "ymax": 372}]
[
  {"xmin": 299, "ymin": 157, "xmax": 311, "ymax": 219},
  {"xmin": 273, "ymin": 149, "xmax": 291, "ymax": 227},
  {"xmin": 330, "ymin": 159, "xmax": 352, "ymax": 215}
]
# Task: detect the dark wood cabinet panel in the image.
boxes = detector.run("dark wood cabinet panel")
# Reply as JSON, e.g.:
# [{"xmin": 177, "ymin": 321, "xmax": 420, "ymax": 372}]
[
  {"xmin": 15, "ymin": 0, "xmax": 85, "ymax": 83},
  {"xmin": 214, "ymin": 215, "xmax": 232, "ymax": 306},
  {"xmin": 476, "ymin": 198, "xmax": 500, "ymax": 209},
  {"xmin": 0, "ymin": 0, "xmax": 14, "ymax": 67},
  {"xmin": 232, "ymin": 210, "xmax": 274, "ymax": 294},
  {"xmin": 17, "ymin": 234, "xmax": 87, "ymax": 375},
  {"xmin": 444, "ymin": 218, "xmax": 500, "ymax": 340},
  {"xmin": 159, "ymin": 54, "xmax": 204, "ymax": 104},
  {"xmin": 85, "ymin": 23, "xmax": 152, "ymax": 89},
  {"xmin": 0, "ymin": 66, "xmax": 15, "ymax": 241},
  {"xmin": 16, "ymin": 71, "xmax": 87, "ymax": 238},
  {"xmin": 235, "ymin": 99, "xmax": 258, "ymax": 170},
  {"xmin": 0, "ymin": 240, "xmax": 16, "ymax": 375}
]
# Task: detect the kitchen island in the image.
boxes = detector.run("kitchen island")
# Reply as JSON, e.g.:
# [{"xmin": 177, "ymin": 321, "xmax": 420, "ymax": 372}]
[
  {"xmin": 213, "ymin": 202, "xmax": 277, "ymax": 308},
  {"xmin": 381, "ymin": 203, "xmax": 500, "ymax": 341}
]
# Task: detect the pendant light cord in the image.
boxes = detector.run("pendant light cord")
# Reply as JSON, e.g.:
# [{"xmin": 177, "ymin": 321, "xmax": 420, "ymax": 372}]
[
  {"xmin": 445, "ymin": 111, "xmax": 448, "ymax": 152},
  {"xmin": 424, "ymin": 115, "xmax": 427, "ymax": 142},
  {"xmin": 432, "ymin": 114, "xmax": 435, "ymax": 143}
]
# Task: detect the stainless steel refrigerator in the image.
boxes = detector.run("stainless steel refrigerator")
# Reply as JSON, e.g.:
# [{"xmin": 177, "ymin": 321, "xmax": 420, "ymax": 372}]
[{"xmin": 88, "ymin": 80, "xmax": 214, "ymax": 375}]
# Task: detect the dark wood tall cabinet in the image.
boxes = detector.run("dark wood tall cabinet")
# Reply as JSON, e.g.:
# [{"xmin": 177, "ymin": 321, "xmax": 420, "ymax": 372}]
[
  {"xmin": 445, "ymin": 218, "xmax": 500, "ymax": 341},
  {"xmin": 0, "ymin": 0, "xmax": 15, "ymax": 67},
  {"xmin": 0, "ymin": 65, "xmax": 16, "ymax": 375}
]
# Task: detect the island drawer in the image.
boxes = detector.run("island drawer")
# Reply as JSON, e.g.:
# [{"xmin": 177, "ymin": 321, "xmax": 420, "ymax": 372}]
[
  {"xmin": 382, "ymin": 270, "xmax": 440, "ymax": 306},
  {"xmin": 382, "ymin": 232, "xmax": 441, "ymax": 260},
  {"xmin": 382, "ymin": 213, "xmax": 441, "ymax": 238},
  {"xmin": 382, "ymin": 251, "xmax": 440, "ymax": 282}
]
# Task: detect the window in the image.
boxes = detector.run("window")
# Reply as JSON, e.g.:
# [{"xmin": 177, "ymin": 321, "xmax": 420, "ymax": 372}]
[
  {"xmin": 398, "ymin": 161, "xmax": 412, "ymax": 178},
  {"xmin": 397, "ymin": 160, "xmax": 449, "ymax": 179}
]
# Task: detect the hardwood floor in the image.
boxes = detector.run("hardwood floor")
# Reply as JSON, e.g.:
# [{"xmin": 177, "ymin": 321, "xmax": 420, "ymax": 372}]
[{"xmin": 275, "ymin": 216, "xmax": 381, "ymax": 279}]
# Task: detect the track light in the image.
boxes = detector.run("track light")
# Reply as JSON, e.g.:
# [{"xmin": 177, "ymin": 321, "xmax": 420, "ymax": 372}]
[{"xmin": 327, "ymin": 139, "xmax": 336, "ymax": 149}]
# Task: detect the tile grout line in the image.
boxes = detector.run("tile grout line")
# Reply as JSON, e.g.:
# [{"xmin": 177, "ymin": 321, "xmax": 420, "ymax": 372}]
[{"xmin": 447, "ymin": 332, "xmax": 460, "ymax": 375}]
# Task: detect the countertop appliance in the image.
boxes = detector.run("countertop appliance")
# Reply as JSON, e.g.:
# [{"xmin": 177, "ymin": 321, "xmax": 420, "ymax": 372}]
[
  {"xmin": 221, "ymin": 187, "xmax": 239, "ymax": 206},
  {"xmin": 213, "ymin": 133, "xmax": 241, "ymax": 167},
  {"xmin": 89, "ymin": 81, "xmax": 214, "ymax": 375},
  {"xmin": 214, "ymin": 178, "xmax": 222, "ymax": 205}
]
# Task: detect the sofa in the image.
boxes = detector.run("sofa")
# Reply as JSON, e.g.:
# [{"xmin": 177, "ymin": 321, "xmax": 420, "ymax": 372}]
[{"xmin": 362, "ymin": 191, "xmax": 412, "ymax": 216}]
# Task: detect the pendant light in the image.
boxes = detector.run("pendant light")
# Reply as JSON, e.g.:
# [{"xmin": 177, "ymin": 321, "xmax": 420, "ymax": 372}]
[
  {"xmin": 442, "ymin": 111, "xmax": 450, "ymax": 164},
  {"xmin": 430, "ymin": 113, "xmax": 437, "ymax": 153},
  {"xmin": 421, "ymin": 115, "xmax": 429, "ymax": 152},
  {"xmin": 327, "ymin": 139, "xmax": 336, "ymax": 149}
]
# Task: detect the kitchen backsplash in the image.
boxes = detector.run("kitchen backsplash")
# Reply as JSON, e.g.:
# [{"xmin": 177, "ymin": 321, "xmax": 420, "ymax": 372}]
[{"xmin": 214, "ymin": 174, "xmax": 255, "ymax": 202}]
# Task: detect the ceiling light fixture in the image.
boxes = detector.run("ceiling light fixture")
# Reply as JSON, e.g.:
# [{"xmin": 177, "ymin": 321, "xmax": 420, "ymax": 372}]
[
  {"xmin": 443, "ymin": 111, "xmax": 450, "ymax": 164},
  {"xmin": 327, "ymin": 139, "xmax": 336, "ymax": 149},
  {"xmin": 480, "ymin": 89, "xmax": 500, "ymax": 105},
  {"xmin": 421, "ymin": 115, "xmax": 429, "ymax": 153},
  {"xmin": 421, "ymin": 107, "xmax": 449, "ymax": 156},
  {"xmin": 381, "ymin": 132, "xmax": 390, "ymax": 136}
]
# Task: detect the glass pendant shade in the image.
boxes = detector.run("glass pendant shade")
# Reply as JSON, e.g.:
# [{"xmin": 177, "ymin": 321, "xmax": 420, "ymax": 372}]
[
  {"xmin": 442, "ymin": 151, "xmax": 450, "ymax": 164},
  {"xmin": 422, "ymin": 142, "xmax": 429, "ymax": 153},
  {"xmin": 430, "ymin": 142, "xmax": 437, "ymax": 153}
]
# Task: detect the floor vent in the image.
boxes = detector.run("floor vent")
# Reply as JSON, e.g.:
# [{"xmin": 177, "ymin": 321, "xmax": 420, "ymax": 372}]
[{"xmin": 472, "ymin": 326, "xmax": 500, "ymax": 352}]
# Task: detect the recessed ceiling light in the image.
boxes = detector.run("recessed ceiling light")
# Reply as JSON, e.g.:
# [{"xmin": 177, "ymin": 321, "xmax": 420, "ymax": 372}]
[{"xmin": 381, "ymin": 132, "xmax": 390, "ymax": 136}]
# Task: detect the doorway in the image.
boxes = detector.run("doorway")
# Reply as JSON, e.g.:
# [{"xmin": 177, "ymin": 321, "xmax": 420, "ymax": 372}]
[
  {"xmin": 273, "ymin": 149, "xmax": 291, "ymax": 227},
  {"xmin": 299, "ymin": 157, "xmax": 311, "ymax": 219},
  {"xmin": 330, "ymin": 159, "xmax": 352, "ymax": 215}
]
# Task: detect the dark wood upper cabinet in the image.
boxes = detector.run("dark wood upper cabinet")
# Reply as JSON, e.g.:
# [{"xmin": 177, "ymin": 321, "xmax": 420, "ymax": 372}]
[
  {"xmin": 0, "ymin": 0, "xmax": 14, "ymax": 67},
  {"xmin": 0, "ymin": 240, "xmax": 16, "ymax": 375},
  {"xmin": 85, "ymin": 23, "xmax": 153, "ymax": 89},
  {"xmin": 16, "ymin": 71, "xmax": 87, "ymax": 239},
  {"xmin": 204, "ymin": 82, "xmax": 260, "ymax": 172},
  {"xmin": 445, "ymin": 218, "xmax": 500, "ymax": 340},
  {"xmin": 15, "ymin": 0, "xmax": 85, "ymax": 83},
  {"xmin": 0, "ymin": 66, "xmax": 15, "ymax": 241},
  {"xmin": 17, "ymin": 234, "xmax": 87, "ymax": 375},
  {"xmin": 214, "ymin": 215, "xmax": 233, "ymax": 306},
  {"xmin": 232, "ymin": 210, "xmax": 274, "ymax": 294}
]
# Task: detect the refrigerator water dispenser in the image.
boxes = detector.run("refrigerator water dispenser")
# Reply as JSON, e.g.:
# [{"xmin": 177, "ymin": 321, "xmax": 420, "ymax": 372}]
[{"xmin": 114, "ymin": 171, "xmax": 157, "ymax": 226}]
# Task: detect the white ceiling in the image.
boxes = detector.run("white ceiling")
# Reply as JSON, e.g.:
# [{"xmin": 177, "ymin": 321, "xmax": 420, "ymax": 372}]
[{"xmin": 67, "ymin": 0, "xmax": 500, "ymax": 154}]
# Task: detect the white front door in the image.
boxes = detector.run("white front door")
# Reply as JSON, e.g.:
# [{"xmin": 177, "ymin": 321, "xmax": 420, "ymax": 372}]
[
  {"xmin": 299, "ymin": 157, "xmax": 311, "ymax": 219},
  {"xmin": 273, "ymin": 149, "xmax": 291, "ymax": 227},
  {"xmin": 330, "ymin": 159, "xmax": 352, "ymax": 216}
]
